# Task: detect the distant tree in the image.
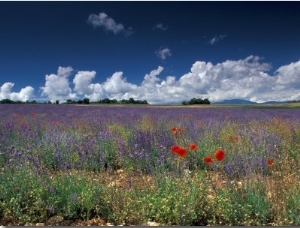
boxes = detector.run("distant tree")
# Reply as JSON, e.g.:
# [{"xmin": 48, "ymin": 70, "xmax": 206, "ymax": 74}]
[
  {"xmin": 111, "ymin": 99, "xmax": 118, "ymax": 104},
  {"xmin": 203, "ymin": 98, "xmax": 210, "ymax": 104},
  {"xmin": 55, "ymin": 100, "xmax": 59, "ymax": 105},
  {"xmin": 102, "ymin": 98, "xmax": 111, "ymax": 104},
  {"xmin": 25, "ymin": 100, "xmax": 37, "ymax": 104},
  {"xmin": 120, "ymin": 99, "xmax": 127, "ymax": 104},
  {"xmin": 0, "ymin": 99, "xmax": 14, "ymax": 104},
  {"xmin": 129, "ymin": 98, "xmax": 135, "ymax": 104},
  {"xmin": 83, "ymin": 98, "xmax": 90, "ymax": 104},
  {"xmin": 182, "ymin": 101, "xmax": 188, "ymax": 105},
  {"xmin": 182, "ymin": 98, "xmax": 210, "ymax": 105}
]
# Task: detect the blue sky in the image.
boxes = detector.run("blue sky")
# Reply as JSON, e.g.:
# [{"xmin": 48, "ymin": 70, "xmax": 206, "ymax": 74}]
[{"xmin": 1, "ymin": 1, "xmax": 300, "ymax": 104}]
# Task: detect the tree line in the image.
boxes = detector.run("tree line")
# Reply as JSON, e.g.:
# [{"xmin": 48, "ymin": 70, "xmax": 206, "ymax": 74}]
[
  {"xmin": 0, "ymin": 97, "xmax": 210, "ymax": 105},
  {"xmin": 182, "ymin": 98, "xmax": 210, "ymax": 105},
  {"xmin": 0, "ymin": 99, "xmax": 39, "ymax": 104},
  {"xmin": 66, "ymin": 97, "xmax": 148, "ymax": 105},
  {"xmin": 0, "ymin": 98, "xmax": 148, "ymax": 105}
]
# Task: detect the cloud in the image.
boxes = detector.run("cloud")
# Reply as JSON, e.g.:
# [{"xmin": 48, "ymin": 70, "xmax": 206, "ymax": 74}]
[
  {"xmin": 102, "ymin": 72, "xmax": 138, "ymax": 94},
  {"xmin": 87, "ymin": 12, "xmax": 133, "ymax": 35},
  {"xmin": 155, "ymin": 47, "xmax": 172, "ymax": 60},
  {"xmin": 73, "ymin": 70, "xmax": 106, "ymax": 101},
  {"xmin": 29, "ymin": 56, "xmax": 300, "ymax": 104},
  {"xmin": 153, "ymin": 23, "xmax": 168, "ymax": 31},
  {"xmin": 209, "ymin": 34, "xmax": 227, "ymax": 45},
  {"xmin": 112, "ymin": 55, "xmax": 298, "ymax": 104},
  {"xmin": 40, "ymin": 66, "xmax": 77, "ymax": 102},
  {"xmin": 72, "ymin": 70, "xmax": 138, "ymax": 101},
  {"xmin": 73, "ymin": 70, "xmax": 97, "ymax": 95},
  {"xmin": 0, "ymin": 82, "xmax": 34, "ymax": 101},
  {"xmin": 275, "ymin": 60, "xmax": 300, "ymax": 89}
]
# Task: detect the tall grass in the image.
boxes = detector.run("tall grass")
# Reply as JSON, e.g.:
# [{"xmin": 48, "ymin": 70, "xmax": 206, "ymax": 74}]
[{"xmin": 0, "ymin": 104, "xmax": 300, "ymax": 225}]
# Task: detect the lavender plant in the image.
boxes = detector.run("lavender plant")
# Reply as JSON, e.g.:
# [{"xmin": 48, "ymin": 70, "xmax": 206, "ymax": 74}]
[{"xmin": 0, "ymin": 104, "xmax": 300, "ymax": 225}]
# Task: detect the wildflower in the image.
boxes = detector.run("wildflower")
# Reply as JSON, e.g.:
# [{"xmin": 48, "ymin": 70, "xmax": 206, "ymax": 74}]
[
  {"xmin": 177, "ymin": 127, "xmax": 183, "ymax": 133},
  {"xmin": 214, "ymin": 148, "xmax": 226, "ymax": 161},
  {"xmin": 228, "ymin": 137, "xmax": 234, "ymax": 143},
  {"xmin": 177, "ymin": 147, "xmax": 188, "ymax": 158},
  {"xmin": 268, "ymin": 158, "xmax": 274, "ymax": 166},
  {"xmin": 204, "ymin": 156, "xmax": 213, "ymax": 164},
  {"xmin": 207, "ymin": 194, "xmax": 214, "ymax": 201},
  {"xmin": 71, "ymin": 193, "xmax": 78, "ymax": 203},
  {"xmin": 171, "ymin": 127, "xmax": 177, "ymax": 134},
  {"xmin": 237, "ymin": 181, "xmax": 243, "ymax": 189},
  {"xmin": 171, "ymin": 145, "xmax": 188, "ymax": 158},
  {"xmin": 228, "ymin": 136, "xmax": 240, "ymax": 143},
  {"xmin": 189, "ymin": 143, "xmax": 198, "ymax": 151},
  {"xmin": 171, "ymin": 127, "xmax": 183, "ymax": 135},
  {"xmin": 242, "ymin": 194, "xmax": 247, "ymax": 198},
  {"xmin": 47, "ymin": 206, "xmax": 55, "ymax": 213},
  {"xmin": 31, "ymin": 112, "xmax": 35, "ymax": 116},
  {"xmin": 171, "ymin": 145, "xmax": 181, "ymax": 153}
]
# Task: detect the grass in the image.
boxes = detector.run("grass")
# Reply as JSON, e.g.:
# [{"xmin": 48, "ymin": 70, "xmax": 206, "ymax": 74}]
[{"xmin": 0, "ymin": 104, "xmax": 300, "ymax": 225}]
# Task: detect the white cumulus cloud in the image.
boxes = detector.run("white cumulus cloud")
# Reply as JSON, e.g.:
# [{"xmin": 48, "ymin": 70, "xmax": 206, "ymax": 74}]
[
  {"xmin": 275, "ymin": 60, "xmax": 300, "ymax": 89},
  {"xmin": 35, "ymin": 56, "xmax": 300, "ymax": 104},
  {"xmin": 87, "ymin": 12, "xmax": 133, "ymax": 36},
  {"xmin": 72, "ymin": 70, "xmax": 138, "ymax": 101},
  {"xmin": 0, "ymin": 82, "xmax": 34, "ymax": 101},
  {"xmin": 155, "ymin": 47, "xmax": 172, "ymax": 60},
  {"xmin": 102, "ymin": 72, "xmax": 137, "ymax": 94},
  {"xmin": 73, "ymin": 70, "xmax": 106, "ymax": 101},
  {"xmin": 40, "ymin": 66, "xmax": 77, "ymax": 102},
  {"xmin": 73, "ymin": 70, "xmax": 97, "ymax": 95}
]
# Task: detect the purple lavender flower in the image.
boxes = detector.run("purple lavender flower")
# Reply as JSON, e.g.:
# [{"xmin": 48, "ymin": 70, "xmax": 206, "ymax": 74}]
[{"xmin": 71, "ymin": 193, "xmax": 78, "ymax": 203}]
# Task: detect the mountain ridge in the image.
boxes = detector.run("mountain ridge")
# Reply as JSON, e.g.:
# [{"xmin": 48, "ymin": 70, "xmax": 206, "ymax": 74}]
[{"xmin": 212, "ymin": 99, "xmax": 288, "ymax": 105}]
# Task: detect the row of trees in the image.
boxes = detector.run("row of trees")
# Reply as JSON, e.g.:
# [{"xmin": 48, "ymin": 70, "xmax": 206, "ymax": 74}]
[
  {"xmin": 0, "ymin": 99, "xmax": 39, "ymax": 104},
  {"xmin": 65, "ymin": 97, "xmax": 148, "ymax": 105},
  {"xmin": 0, "ymin": 98, "xmax": 148, "ymax": 105},
  {"xmin": 1, "ymin": 98, "xmax": 209, "ymax": 105},
  {"xmin": 182, "ymin": 98, "xmax": 211, "ymax": 105},
  {"xmin": 0, "ymin": 99, "xmax": 59, "ymax": 104}
]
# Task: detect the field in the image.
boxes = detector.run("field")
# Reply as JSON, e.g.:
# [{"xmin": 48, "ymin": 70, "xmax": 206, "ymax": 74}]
[{"xmin": 1, "ymin": 104, "xmax": 300, "ymax": 226}]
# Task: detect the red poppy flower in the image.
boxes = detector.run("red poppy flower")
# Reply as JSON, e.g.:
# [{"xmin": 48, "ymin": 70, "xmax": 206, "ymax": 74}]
[
  {"xmin": 171, "ymin": 145, "xmax": 188, "ymax": 158},
  {"xmin": 177, "ymin": 147, "xmax": 188, "ymax": 157},
  {"xmin": 171, "ymin": 145, "xmax": 181, "ymax": 153},
  {"xmin": 177, "ymin": 128, "xmax": 183, "ymax": 133},
  {"xmin": 189, "ymin": 143, "xmax": 198, "ymax": 151},
  {"xmin": 268, "ymin": 158, "xmax": 274, "ymax": 166},
  {"xmin": 171, "ymin": 127, "xmax": 177, "ymax": 134},
  {"xmin": 214, "ymin": 148, "xmax": 226, "ymax": 161},
  {"xmin": 31, "ymin": 112, "xmax": 35, "ymax": 116},
  {"xmin": 204, "ymin": 156, "xmax": 213, "ymax": 164}
]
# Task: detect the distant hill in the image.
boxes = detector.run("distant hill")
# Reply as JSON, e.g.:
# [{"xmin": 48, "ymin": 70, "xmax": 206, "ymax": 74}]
[
  {"xmin": 213, "ymin": 99, "xmax": 257, "ymax": 105},
  {"xmin": 213, "ymin": 99, "xmax": 290, "ymax": 105}
]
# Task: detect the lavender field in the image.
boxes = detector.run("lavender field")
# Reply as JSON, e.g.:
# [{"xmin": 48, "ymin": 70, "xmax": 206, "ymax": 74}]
[{"xmin": 1, "ymin": 104, "xmax": 300, "ymax": 226}]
